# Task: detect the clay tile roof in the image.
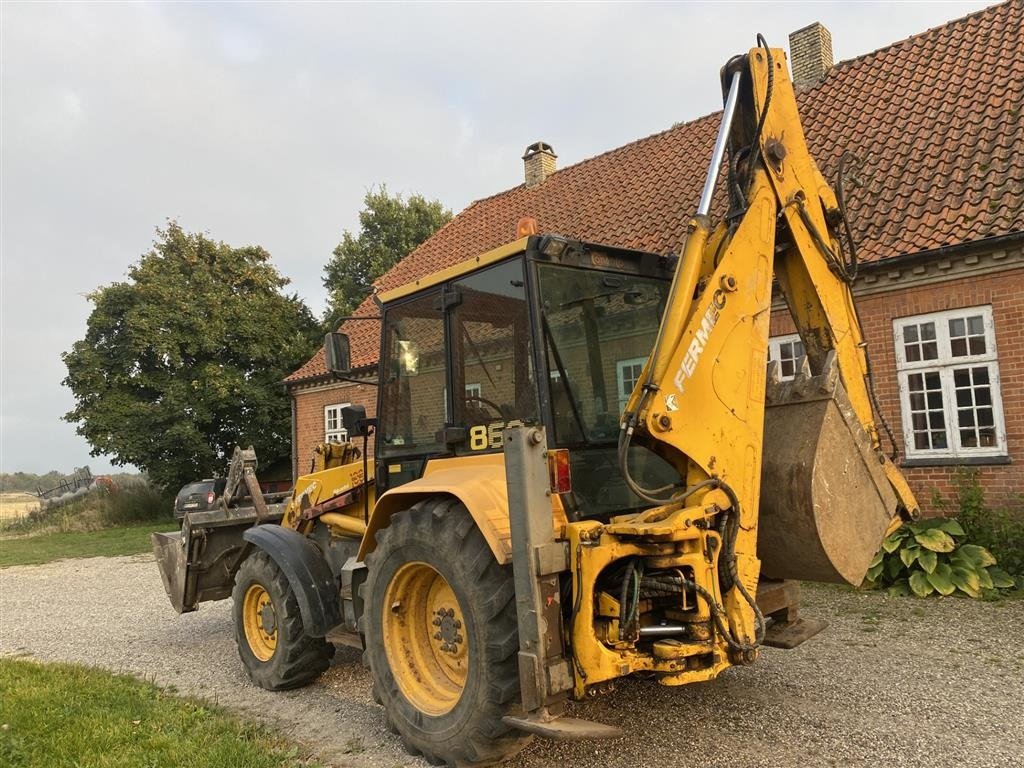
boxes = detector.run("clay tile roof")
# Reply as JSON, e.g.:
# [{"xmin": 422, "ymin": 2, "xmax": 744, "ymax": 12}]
[{"xmin": 288, "ymin": 1, "xmax": 1024, "ymax": 384}]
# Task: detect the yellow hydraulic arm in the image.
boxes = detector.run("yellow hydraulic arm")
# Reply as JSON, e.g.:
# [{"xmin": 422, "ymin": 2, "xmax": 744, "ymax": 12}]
[{"xmin": 620, "ymin": 42, "xmax": 919, "ymax": 603}]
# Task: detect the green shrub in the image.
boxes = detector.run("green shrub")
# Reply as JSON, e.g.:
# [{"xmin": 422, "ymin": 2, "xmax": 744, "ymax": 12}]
[
  {"xmin": 950, "ymin": 470, "xmax": 1024, "ymax": 577},
  {"xmin": 96, "ymin": 482, "xmax": 173, "ymax": 526},
  {"xmin": 865, "ymin": 518, "xmax": 1016, "ymax": 598}
]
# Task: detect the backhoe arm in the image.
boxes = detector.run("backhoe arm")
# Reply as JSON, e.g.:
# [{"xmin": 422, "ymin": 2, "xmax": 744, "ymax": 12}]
[{"xmin": 620, "ymin": 43, "xmax": 919, "ymax": 589}]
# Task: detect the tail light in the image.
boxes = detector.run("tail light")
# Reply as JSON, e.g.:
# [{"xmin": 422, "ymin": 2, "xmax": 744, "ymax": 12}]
[
  {"xmin": 207, "ymin": 491, "xmax": 215, "ymax": 504},
  {"xmin": 547, "ymin": 449, "xmax": 572, "ymax": 494}
]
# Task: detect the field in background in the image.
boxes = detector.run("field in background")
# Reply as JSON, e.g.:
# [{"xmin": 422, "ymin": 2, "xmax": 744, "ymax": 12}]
[{"xmin": 0, "ymin": 492, "xmax": 41, "ymax": 523}]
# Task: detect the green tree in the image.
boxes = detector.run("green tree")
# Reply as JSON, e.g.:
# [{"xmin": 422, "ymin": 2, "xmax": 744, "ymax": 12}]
[
  {"xmin": 323, "ymin": 186, "xmax": 452, "ymax": 328},
  {"xmin": 62, "ymin": 222, "xmax": 320, "ymax": 490}
]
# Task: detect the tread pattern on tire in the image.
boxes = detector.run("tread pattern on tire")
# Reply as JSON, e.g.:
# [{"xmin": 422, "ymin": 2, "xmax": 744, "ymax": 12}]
[
  {"xmin": 360, "ymin": 497, "xmax": 530, "ymax": 766},
  {"xmin": 232, "ymin": 549, "xmax": 334, "ymax": 692}
]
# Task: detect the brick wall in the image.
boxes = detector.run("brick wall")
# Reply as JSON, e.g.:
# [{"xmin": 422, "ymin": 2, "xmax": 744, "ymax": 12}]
[
  {"xmin": 771, "ymin": 265, "xmax": 1024, "ymax": 513},
  {"xmin": 291, "ymin": 381, "xmax": 377, "ymax": 480}
]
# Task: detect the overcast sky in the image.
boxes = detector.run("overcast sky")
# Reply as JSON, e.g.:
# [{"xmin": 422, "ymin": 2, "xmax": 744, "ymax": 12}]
[{"xmin": 1, "ymin": 0, "xmax": 992, "ymax": 476}]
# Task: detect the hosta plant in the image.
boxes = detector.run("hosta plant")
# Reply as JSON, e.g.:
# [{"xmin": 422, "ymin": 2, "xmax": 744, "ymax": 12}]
[{"xmin": 864, "ymin": 518, "xmax": 1016, "ymax": 598}]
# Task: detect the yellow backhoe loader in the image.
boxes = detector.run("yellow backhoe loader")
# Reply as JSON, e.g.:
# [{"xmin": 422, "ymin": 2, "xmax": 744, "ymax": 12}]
[{"xmin": 154, "ymin": 38, "xmax": 919, "ymax": 766}]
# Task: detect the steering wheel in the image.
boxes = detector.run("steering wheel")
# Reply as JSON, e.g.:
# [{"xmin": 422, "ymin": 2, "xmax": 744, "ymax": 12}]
[{"xmin": 463, "ymin": 395, "xmax": 505, "ymax": 420}]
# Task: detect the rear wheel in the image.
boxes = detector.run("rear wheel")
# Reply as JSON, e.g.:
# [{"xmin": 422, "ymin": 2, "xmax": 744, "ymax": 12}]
[
  {"xmin": 232, "ymin": 550, "xmax": 334, "ymax": 691},
  {"xmin": 361, "ymin": 498, "xmax": 529, "ymax": 765}
]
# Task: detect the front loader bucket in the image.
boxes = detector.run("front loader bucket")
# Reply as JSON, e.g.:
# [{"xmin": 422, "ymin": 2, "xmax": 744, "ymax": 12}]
[
  {"xmin": 757, "ymin": 353, "xmax": 897, "ymax": 585},
  {"xmin": 152, "ymin": 505, "xmax": 282, "ymax": 613}
]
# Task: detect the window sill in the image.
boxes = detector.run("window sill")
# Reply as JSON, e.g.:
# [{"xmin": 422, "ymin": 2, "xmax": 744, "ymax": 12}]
[{"xmin": 900, "ymin": 455, "xmax": 1011, "ymax": 468}]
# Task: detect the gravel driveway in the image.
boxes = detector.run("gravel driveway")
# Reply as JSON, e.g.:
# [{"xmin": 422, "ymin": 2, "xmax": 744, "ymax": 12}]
[{"xmin": 2, "ymin": 554, "xmax": 1022, "ymax": 767}]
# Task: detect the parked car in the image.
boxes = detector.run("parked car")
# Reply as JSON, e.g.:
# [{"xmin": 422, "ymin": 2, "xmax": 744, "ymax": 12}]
[{"xmin": 173, "ymin": 478, "xmax": 227, "ymax": 522}]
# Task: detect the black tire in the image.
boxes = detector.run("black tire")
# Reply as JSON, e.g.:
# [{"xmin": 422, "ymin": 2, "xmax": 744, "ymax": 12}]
[
  {"xmin": 360, "ymin": 497, "xmax": 530, "ymax": 766},
  {"xmin": 232, "ymin": 549, "xmax": 334, "ymax": 691}
]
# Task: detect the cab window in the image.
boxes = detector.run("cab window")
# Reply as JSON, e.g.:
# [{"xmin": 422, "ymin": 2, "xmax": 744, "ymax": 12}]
[
  {"xmin": 380, "ymin": 292, "xmax": 445, "ymax": 454},
  {"xmin": 451, "ymin": 259, "xmax": 537, "ymax": 452}
]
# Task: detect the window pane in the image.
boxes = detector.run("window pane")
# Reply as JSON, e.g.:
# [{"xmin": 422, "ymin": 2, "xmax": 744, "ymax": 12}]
[
  {"xmin": 952, "ymin": 365, "xmax": 998, "ymax": 452},
  {"xmin": 921, "ymin": 323, "xmax": 936, "ymax": 341},
  {"xmin": 967, "ymin": 316, "xmax": 984, "ymax": 335},
  {"xmin": 903, "ymin": 325, "xmax": 919, "ymax": 343},
  {"xmin": 906, "ymin": 369, "xmax": 947, "ymax": 452},
  {"xmin": 453, "ymin": 259, "xmax": 536, "ymax": 450},
  {"xmin": 381, "ymin": 293, "xmax": 446, "ymax": 453},
  {"xmin": 922, "ymin": 342, "xmax": 938, "ymax": 360},
  {"xmin": 949, "ymin": 318, "xmax": 965, "ymax": 337},
  {"xmin": 968, "ymin": 337, "xmax": 986, "ymax": 355},
  {"xmin": 905, "ymin": 344, "xmax": 921, "ymax": 362},
  {"xmin": 950, "ymin": 338, "xmax": 968, "ymax": 357}
]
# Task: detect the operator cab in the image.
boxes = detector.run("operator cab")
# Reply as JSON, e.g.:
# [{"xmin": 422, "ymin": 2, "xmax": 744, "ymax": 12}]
[{"xmin": 369, "ymin": 234, "xmax": 679, "ymax": 520}]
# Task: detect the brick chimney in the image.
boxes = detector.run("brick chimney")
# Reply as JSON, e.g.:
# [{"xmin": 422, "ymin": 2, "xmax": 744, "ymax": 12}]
[
  {"xmin": 788, "ymin": 22, "xmax": 834, "ymax": 87},
  {"xmin": 523, "ymin": 142, "xmax": 557, "ymax": 188}
]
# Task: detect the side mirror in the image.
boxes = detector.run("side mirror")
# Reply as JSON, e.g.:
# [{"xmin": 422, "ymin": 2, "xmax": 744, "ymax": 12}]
[
  {"xmin": 341, "ymin": 404, "xmax": 369, "ymax": 437},
  {"xmin": 325, "ymin": 332, "xmax": 351, "ymax": 375}
]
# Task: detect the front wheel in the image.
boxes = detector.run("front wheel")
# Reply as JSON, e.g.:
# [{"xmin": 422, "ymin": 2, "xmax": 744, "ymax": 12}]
[
  {"xmin": 232, "ymin": 550, "xmax": 334, "ymax": 691},
  {"xmin": 361, "ymin": 497, "xmax": 529, "ymax": 766}
]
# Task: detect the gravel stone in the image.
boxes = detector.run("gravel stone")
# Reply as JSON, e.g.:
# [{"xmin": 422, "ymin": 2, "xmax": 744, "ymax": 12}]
[{"xmin": 2, "ymin": 554, "xmax": 1022, "ymax": 767}]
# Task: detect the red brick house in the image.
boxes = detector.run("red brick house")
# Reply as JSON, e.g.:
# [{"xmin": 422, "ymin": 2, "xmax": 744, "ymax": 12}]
[{"xmin": 287, "ymin": 1, "xmax": 1023, "ymax": 511}]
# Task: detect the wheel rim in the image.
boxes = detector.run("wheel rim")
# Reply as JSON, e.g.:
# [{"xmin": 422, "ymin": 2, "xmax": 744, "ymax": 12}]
[
  {"xmin": 242, "ymin": 583, "xmax": 278, "ymax": 662},
  {"xmin": 381, "ymin": 561, "xmax": 468, "ymax": 716}
]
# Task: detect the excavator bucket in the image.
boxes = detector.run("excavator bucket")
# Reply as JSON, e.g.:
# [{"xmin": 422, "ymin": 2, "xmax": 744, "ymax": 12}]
[{"xmin": 757, "ymin": 353, "xmax": 898, "ymax": 585}]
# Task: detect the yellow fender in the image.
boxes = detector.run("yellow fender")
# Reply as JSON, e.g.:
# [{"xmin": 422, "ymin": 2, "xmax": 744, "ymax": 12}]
[{"xmin": 358, "ymin": 452, "xmax": 566, "ymax": 565}]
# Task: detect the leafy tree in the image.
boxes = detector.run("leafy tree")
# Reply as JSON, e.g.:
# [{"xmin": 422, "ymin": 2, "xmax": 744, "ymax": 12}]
[
  {"xmin": 62, "ymin": 222, "xmax": 320, "ymax": 490},
  {"xmin": 323, "ymin": 186, "xmax": 452, "ymax": 328}
]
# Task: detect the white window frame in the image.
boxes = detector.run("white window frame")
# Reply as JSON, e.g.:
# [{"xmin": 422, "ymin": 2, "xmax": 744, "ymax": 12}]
[
  {"xmin": 616, "ymin": 357, "xmax": 648, "ymax": 411},
  {"xmin": 464, "ymin": 383, "xmax": 482, "ymax": 398},
  {"xmin": 768, "ymin": 333, "xmax": 806, "ymax": 381},
  {"xmin": 324, "ymin": 402, "xmax": 351, "ymax": 444},
  {"xmin": 893, "ymin": 305, "xmax": 1007, "ymax": 461}
]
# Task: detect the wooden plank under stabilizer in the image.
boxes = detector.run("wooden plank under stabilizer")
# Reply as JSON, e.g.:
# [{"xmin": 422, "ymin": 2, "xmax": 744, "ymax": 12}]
[{"xmin": 756, "ymin": 578, "xmax": 828, "ymax": 649}]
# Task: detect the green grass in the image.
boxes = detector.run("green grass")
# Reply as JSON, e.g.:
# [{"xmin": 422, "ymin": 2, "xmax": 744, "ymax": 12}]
[
  {"xmin": 0, "ymin": 658, "xmax": 321, "ymax": 768},
  {"xmin": 0, "ymin": 521, "xmax": 175, "ymax": 568}
]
